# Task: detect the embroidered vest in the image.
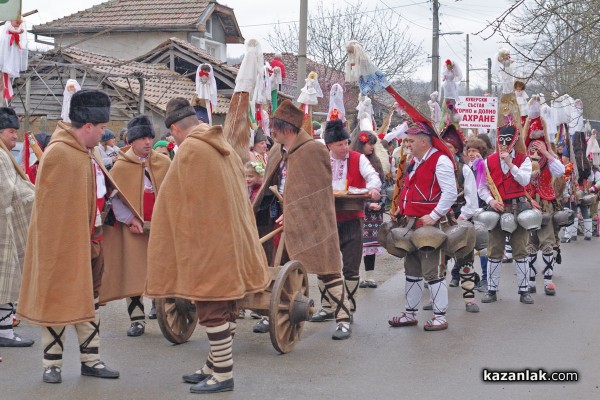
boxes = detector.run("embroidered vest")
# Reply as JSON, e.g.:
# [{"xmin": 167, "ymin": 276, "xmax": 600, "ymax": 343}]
[
  {"xmin": 336, "ymin": 151, "xmax": 367, "ymax": 222},
  {"xmin": 488, "ymin": 152, "xmax": 527, "ymax": 201},
  {"xmin": 398, "ymin": 150, "xmax": 443, "ymax": 217}
]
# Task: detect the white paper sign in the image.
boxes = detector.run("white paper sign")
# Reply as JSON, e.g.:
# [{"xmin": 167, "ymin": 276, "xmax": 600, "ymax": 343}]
[{"xmin": 455, "ymin": 96, "xmax": 498, "ymax": 130}]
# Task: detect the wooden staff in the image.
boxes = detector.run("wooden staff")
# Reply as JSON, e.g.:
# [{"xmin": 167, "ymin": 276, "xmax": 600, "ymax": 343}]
[
  {"xmin": 26, "ymin": 132, "xmax": 43, "ymax": 160},
  {"xmin": 485, "ymin": 167, "xmax": 503, "ymax": 203}
]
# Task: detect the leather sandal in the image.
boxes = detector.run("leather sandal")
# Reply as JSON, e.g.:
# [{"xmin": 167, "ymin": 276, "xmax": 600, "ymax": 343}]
[{"xmin": 388, "ymin": 313, "xmax": 418, "ymax": 327}]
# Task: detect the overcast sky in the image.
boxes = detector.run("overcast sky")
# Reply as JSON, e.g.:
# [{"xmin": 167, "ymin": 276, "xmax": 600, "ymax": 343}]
[{"xmin": 21, "ymin": 0, "xmax": 513, "ymax": 88}]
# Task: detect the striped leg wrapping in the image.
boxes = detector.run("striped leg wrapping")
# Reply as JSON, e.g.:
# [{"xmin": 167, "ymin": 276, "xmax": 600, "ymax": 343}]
[
  {"xmin": 206, "ymin": 323, "xmax": 233, "ymax": 381},
  {"xmin": 344, "ymin": 275, "xmax": 360, "ymax": 312},
  {"xmin": 324, "ymin": 277, "xmax": 351, "ymax": 323},
  {"xmin": 528, "ymin": 254, "xmax": 538, "ymax": 287},
  {"xmin": 317, "ymin": 279, "xmax": 332, "ymax": 309},
  {"xmin": 42, "ymin": 326, "xmax": 66, "ymax": 368},
  {"xmin": 459, "ymin": 264, "xmax": 477, "ymax": 303},
  {"xmin": 0, "ymin": 303, "xmax": 14, "ymax": 338},
  {"xmin": 75, "ymin": 298, "xmax": 101, "ymax": 366},
  {"xmin": 126, "ymin": 296, "xmax": 146, "ymax": 323}
]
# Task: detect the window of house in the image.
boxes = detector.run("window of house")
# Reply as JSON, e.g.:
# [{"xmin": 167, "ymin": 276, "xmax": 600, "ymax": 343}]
[{"xmin": 205, "ymin": 18, "xmax": 212, "ymax": 39}]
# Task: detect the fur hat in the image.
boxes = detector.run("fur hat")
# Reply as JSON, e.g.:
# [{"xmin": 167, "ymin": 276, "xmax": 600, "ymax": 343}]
[
  {"xmin": 101, "ymin": 129, "xmax": 115, "ymax": 143},
  {"xmin": 324, "ymin": 119, "xmax": 350, "ymax": 144},
  {"xmin": 165, "ymin": 97, "xmax": 196, "ymax": 128},
  {"xmin": 127, "ymin": 115, "xmax": 155, "ymax": 143},
  {"xmin": 253, "ymin": 127, "xmax": 266, "ymax": 144},
  {"xmin": 440, "ymin": 124, "xmax": 465, "ymax": 154},
  {"xmin": 0, "ymin": 107, "xmax": 19, "ymax": 130},
  {"xmin": 69, "ymin": 89, "xmax": 111, "ymax": 124},
  {"xmin": 272, "ymin": 100, "xmax": 303, "ymax": 130}
]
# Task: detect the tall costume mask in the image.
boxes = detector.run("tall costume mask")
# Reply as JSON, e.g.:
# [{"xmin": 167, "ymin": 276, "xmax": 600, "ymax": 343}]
[
  {"xmin": 497, "ymin": 125, "xmax": 519, "ymax": 152},
  {"xmin": 527, "ymin": 139, "xmax": 547, "ymax": 170}
]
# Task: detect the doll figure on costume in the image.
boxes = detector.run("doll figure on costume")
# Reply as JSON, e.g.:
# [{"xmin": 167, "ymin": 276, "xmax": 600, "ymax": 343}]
[
  {"xmin": 438, "ymin": 59, "xmax": 463, "ymax": 132},
  {"xmin": 440, "ymin": 59, "xmax": 462, "ymax": 101},
  {"xmin": 493, "ymin": 48, "xmax": 514, "ymax": 95},
  {"xmin": 269, "ymin": 65, "xmax": 282, "ymax": 110},
  {"xmin": 539, "ymin": 94, "xmax": 557, "ymax": 144},
  {"xmin": 195, "ymin": 63, "xmax": 218, "ymax": 125},
  {"xmin": 61, "ymin": 79, "xmax": 81, "ymax": 122},
  {"xmin": 514, "ymin": 80, "xmax": 529, "ymax": 125},
  {"xmin": 345, "ymin": 40, "xmax": 389, "ymax": 96},
  {"xmin": 297, "ymin": 71, "xmax": 323, "ymax": 106},
  {"xmin": 327, "ymin": 83, "xmax": 346, "ymax": 124},
  {"xmin": 428, "ymin": 91, "xmax": 441, "ymax": 127},
  {"xmin": 0, "ymin": 19, "xmax": 29, "ymax": 101}
]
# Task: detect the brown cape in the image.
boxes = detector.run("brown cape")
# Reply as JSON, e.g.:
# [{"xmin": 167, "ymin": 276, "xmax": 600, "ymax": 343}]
[
  {"xmin": 100, "ymin": 148, "xmax": 170, "ymax": 303},
  {"xmin": 253, "ymin": 130, "xmax": 342, "ymax": 275},
  {"xmin": 17, "ymin": 122, "xmax": 138, "ymax": 326},
  {"xmin": 146, "ymin": 123, "xmax": 270, "ymax": 301}
]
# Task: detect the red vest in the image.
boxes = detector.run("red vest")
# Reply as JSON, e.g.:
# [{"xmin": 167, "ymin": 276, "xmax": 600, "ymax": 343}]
[
  {"xmin": 143, "ymin": 191, "xmax": 156, "ymax": 222},
  {"xmin": 526, "ymin": 167, "xmax": 556, "ymax": 201},
  {"xmin": 336, "ymin": 151, "xmax": 367, "ymax": 222},
  {"xmin": 488, "ymin": 152, "xmax": 527, "ymax": 201},
  {"xmin": 398, "ymin": 150, "xmax": 443, "ymax": 217}
]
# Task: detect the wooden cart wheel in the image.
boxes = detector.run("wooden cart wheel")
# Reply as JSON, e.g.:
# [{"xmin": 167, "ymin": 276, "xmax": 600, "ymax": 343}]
[
  {"xmin": 155, "ymin": 298, "xmax": 198, "ymax": 344},
  {"xmin": 269, "ymin": 260, "xmax": 314, "ymax": 354}
]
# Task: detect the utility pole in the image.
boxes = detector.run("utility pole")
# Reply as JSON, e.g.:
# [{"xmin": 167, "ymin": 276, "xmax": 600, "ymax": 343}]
[
  {"xmin": 487, "ymin": 58, "xmax": 492, "ymax": 94},
  {"xmin": 465, "ymin": 34, "xmax": 470, "ymax": 95},
  {"xmin": 431, "ymin": 0, "xmax": 440, "ymax": 92},
  {"xmin": 296, "ymin": 0, "xmax": 308, "ymax": 101}
]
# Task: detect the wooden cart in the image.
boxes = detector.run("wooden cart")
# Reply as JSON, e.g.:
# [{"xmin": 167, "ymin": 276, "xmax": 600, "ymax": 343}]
[{"xmin": 156, "ymin": 217, "xmax": 314, "ymax": 354}]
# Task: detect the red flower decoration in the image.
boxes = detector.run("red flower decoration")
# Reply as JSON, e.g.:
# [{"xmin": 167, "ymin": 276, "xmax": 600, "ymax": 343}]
[
  {"xmin": 378, "ymin": 133, "xmax": 385, "ymax": 140},
  {"xmin": 359, "ymin": 132, "xmax": 370, "ymax": 143},
  {"xmin": 198, "ymin": 70, "xmax": 210, "ymax": 77},
  {"xmin": 445, "ymin": 59, "xmax": 452, "ymax": 66},
  {"xmin": 167, "ymin": 142, "xmax": 175, "ymax": 152}
]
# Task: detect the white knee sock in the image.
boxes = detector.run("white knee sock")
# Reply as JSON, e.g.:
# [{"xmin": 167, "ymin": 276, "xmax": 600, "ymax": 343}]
[
  {"xmin": 515, "ymin": 258, "xmax": 529, "ymax": 293},
  {"xmin": 405, "ymin": 276, "xmax": 423, "ymax": 312},
  {"xmin": 487, "ymin": 259, "xmax": 501, "ymax": 291}
]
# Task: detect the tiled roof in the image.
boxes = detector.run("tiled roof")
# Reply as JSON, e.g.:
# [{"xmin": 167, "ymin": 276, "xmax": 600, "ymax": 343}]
[
  {"xmin": 60, "ymin": 47, "xmax": 229, "ymax": 114},
  {"xmin": 142, "ymin": 37, "xmax": 239, "ymax": 77},
  {"xmin": 33, "ymin": 0, "xmax": 213, "ymax": 33}
]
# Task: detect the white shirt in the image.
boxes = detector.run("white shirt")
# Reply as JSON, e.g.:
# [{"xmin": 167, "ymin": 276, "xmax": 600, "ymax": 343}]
[
  {"xmin": 547, "ymin": 157, "xmax": 566, "ymax": 178},
  {"xmin": 112, "ymin": 155, "xmax": 153, "ymax": 225},
  {"xmin": 479, "ymin": 150, "xmax": 532, "ymax": 204},
  {"xmin": 460, "ymin": 164, "xmax": 479, "ymax": 219},
  {"xmin": 330, "ymin": 152, "xmax": 382, "ymax": 192},
  {"xmin": 404, "ymin": 147, "xmax": 457, "ymax": 221}
]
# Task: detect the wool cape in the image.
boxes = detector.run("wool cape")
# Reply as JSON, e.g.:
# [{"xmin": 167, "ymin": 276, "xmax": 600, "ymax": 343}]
[
  {"xmin": 100, "ymin": 148, "xmax": 170, "ymax": 303},
  {"xmin": 146, "ymin": 123, "xmax": 270, "ymax": 301},
  {"xmin": 17, "ymin": 122, "xmax": 138, "ymax": 326},
  {"xmin": 0, "ymin": 140, "xmax": 35, "ymax": 304},
  {"xmin": 253, "ymin": 130, "xmax": 342, "ymax": 275}
]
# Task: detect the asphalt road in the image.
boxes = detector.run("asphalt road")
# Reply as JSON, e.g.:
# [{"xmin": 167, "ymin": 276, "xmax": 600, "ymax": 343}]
[{"xmin": 1, "ymin": 238, "xmax": 598, "ymax": 399}]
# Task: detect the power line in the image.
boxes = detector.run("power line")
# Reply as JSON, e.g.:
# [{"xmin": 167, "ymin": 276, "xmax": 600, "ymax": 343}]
[
  {"xmin": 238, "ymin": 1, "xmax": 431, "ymax": 28},
  {"xmin": 379, "ymin": 0, "xmax": 431, "ymax": 30}
]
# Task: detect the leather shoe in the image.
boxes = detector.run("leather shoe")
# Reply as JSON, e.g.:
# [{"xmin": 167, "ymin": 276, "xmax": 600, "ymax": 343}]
[
  {"xmin": 422, "ymin": 302, "xmax": 433, "ymax": 310},
  {"xmin": 127, "ymin": 322, "xmax": 145, "ymax": 337},
  {"xmin": 481, "ymin": 292, "xmax": 497, "ymax": 303},
  {"xmin": 81, "ymin": 362, "xmax": 120, "ymax": 379},
  {"xmin": 449, "ymin": 279, "xmax": 459, "ymax": 287},
  {"xmin": 465, "ymin": 302, "xmax": 479, "ymax": 313},
  {"xmin": 43, "ymin": 366, "xmax": 62, "ymax": 383},
  {"xmin": 252, "ymin": 318, "xmax": 269, "ymax": 333},
  {"xmin": 332, "ymin": 322, "xmax": 351, "ymax": 340},
  {"xmin": 519, "ymin": 292, "xmax": 534, "ymax": 304},
  {"xmin": 183, "ymin": 371, "xmax": 211, "ymax": 384},
  {"xmin": 190, "ymin": 376, "xmax": 234, "ymax": 393},
  {"xmin": 0, "ymin": 334, "xmax": 34, "ymax": 347},
  {"xmin": 544, "ymin": 283, "xmax": 556, "ymax": 296},
  {"xmin": 309, "ymin": 308, "xmax": 334, "ymax": 322}
]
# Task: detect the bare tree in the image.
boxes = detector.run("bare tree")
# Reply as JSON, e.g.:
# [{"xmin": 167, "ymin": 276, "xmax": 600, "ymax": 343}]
[
  {"xmin": 267, "ymin": 1, "xmax": 423, "ymax": 82},
  {"xmin": 478, "ymin": 0, "xmax": 600, "ymax": 116}
]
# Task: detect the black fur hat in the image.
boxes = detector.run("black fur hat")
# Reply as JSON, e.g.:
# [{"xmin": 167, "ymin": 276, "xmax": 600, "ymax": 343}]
[
  {"xmin": 69, "ymin": 89, "xmax": 111, "ymax": 124},
  {"xmin": 0, "ymin": 107, "xmax": 19, "ymax": 130},
  {"xmin": 324, "ymin": 119, "xmax": 350, "ymax": 144},
  {"xmin": 165, "ymin": 97, "xmax": 196, "ymax": 128},
  {"xmin": 127, "ymin": 115, "xmax": 155, "ymax": 143}
]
